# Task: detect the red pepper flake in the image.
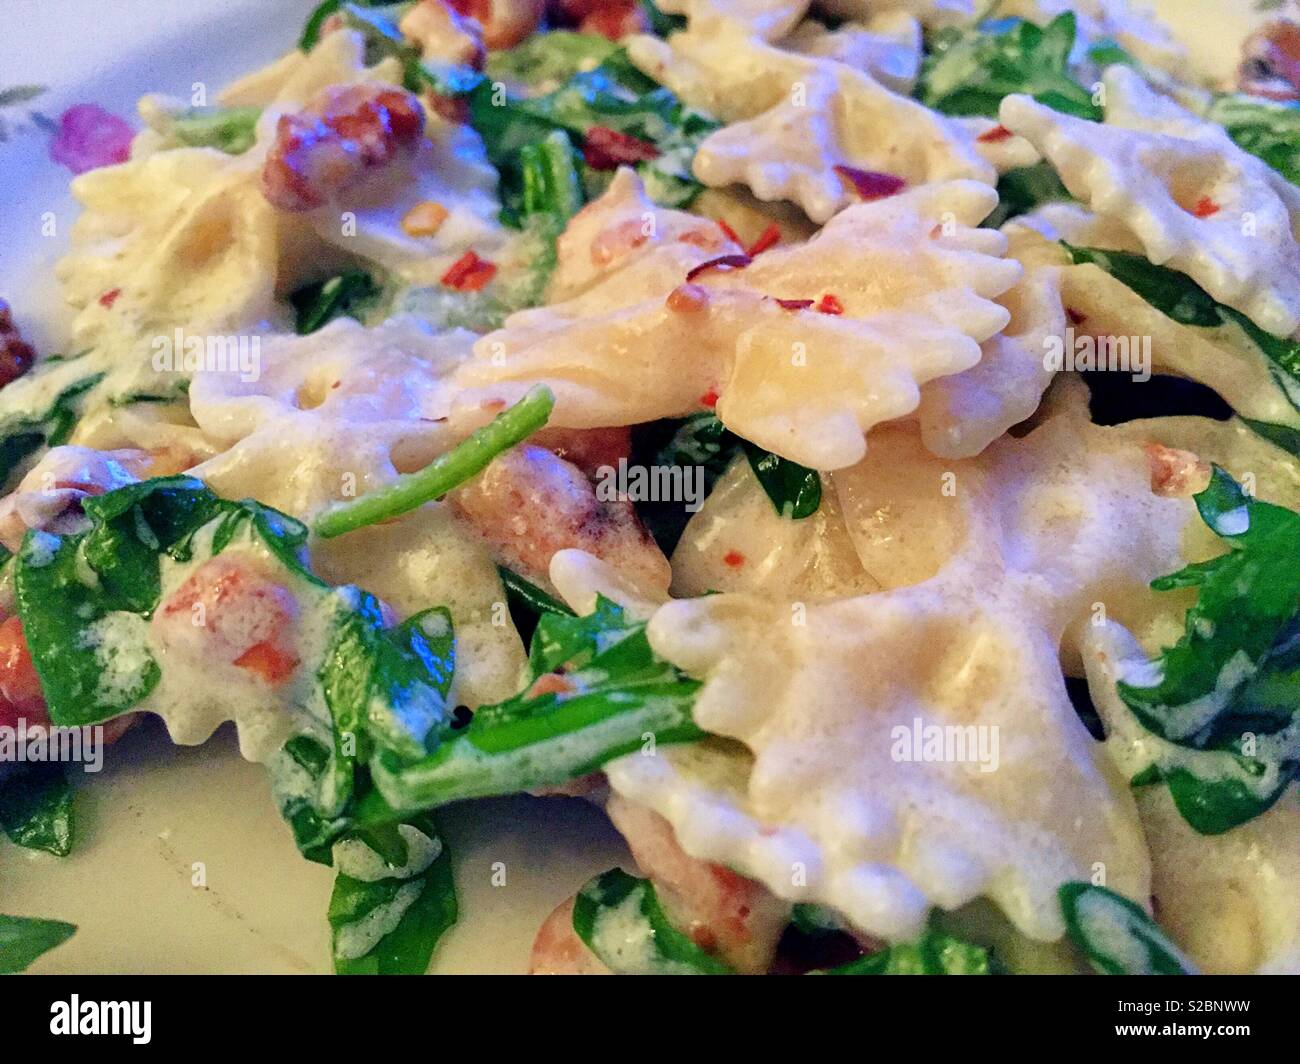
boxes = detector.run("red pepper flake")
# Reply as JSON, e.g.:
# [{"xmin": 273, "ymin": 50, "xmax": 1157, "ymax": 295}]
[
  {"xmin": 717, "ymin": 219, "xmax": 742, "ymax": 245},
  {"xmin": 977, "ymin": 124, "xmax": 1014, "ymax": 143},
  {"xmin": 582, "ymin": 126, "xmax": 660, "ymax": 170},
  {"xmin": 98, "ymin": 287, "xmax": 121, "ymax": 309},
  {"xmin": 440, "ymin": 250, "xmax": 497, "ymax": 292},
  {"xmin": 722, "ymin": 550, "xmax": 745, "ymax": 568},
  {"xmin": 700, "ymin": 388, "xmax": 719, "ymax": 408},
  {"xmin": 1066, "ymin": 307, "xmax": 1087, "ymax": 326},
  {"xmin": 1192, "ymin": 196, "xmax": 1221, "ymax": 218},
  {"xmin": 834, "ymin": 165, "xmax": 906, "ymax": 202},
  {"xmin": 685, "ymin": 253, "xmax": 752, "ymax": 282},
  {"xmin": 747, "ymin": 223, "xmax": 781, "ymax": 256},
  {"xmin": 817, "ymin": 293, "xmax": 844, "ymax": 315},
  {"xmin": 775, "ymin": 298, "xmax": 813, "ymax": 311}
]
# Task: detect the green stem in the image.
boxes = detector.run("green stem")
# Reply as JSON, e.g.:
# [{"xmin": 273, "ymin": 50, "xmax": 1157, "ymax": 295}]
[{"xmin": 314, "ymin": 385, "xmax": 555, "ymax": 539}]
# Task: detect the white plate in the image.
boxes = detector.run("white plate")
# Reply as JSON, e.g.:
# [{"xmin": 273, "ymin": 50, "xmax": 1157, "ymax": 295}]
[{"xmin": 0, "ymin": 0, "xmax": 1275, "ymax": 973}]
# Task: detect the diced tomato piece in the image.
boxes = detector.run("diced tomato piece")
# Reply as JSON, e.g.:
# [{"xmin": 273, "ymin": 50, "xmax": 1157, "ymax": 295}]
[
  {"xmin": 0, "ymin": 616, "xmax": 48, "ymax": 728},
  {"xmin": 977, "ymin": 124, "xmax": 1013, "ymax": 143},
  {"xmin": 582, "ymin": 126, "xmax": 660, "ymax": 170},
  {"xmin": 440, "ymin": 250, "xmax": 497, "ymax": 292},
  {"xmin": 232, "ymin": 641, "xmax": 300, "ymax": 686}
]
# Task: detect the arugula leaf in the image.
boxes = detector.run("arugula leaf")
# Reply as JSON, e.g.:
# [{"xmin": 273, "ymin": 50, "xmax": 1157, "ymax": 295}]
[
  {"xmin": 1115, "ymin": 467, "xmax": 1300, "ymax": 833},
  {"xmin": 328, "ymin": 813, "xmax": 457, "ymax": 974},
  {"xmin": 0, "ymin": 914, "xmax": 76, "ymax": 973},
  {"xmin": 819, "ymin": 929, "xmax": 999, "ymax": 975},
  {"xmin": 369, "ymin": 595, "xmax": 704, "ymax": 811},
  {"xmin": 466, "ymin": 48, "xmax": 719, "ymax": 213},
  {"xmin": 639, "ymin": 0, "xmax": 687, "ymax": 38},
  {"xmin": 0, "ymin": 370, "xmax": 104, "ymax": 489},
  {"xmin": 1059, "ymin": 883, "xmax": 1194, "ymax": 975},
  {"xmin": 918, "ymin": 14, "xmax": 1100, "ymax": 121},
  {"xmin": 983, "ymin": 161, "xmax": 1072, "ymax": 229},
  {"xmin": 657, "ymin": 412, "xmax": 821, "ymax": 519},
  {"xmin": 498, "ymin": 564, "xmax": 575, "ymax": 643},
  {"xmin": 314, "ymin": 385, "xmax": 555, "ymax": 538},
  {"xmin": 9, "ymin": 476, "xmax": 457, "ymax": 864},
  {"xmin": 1206, "ymin": 94, "xmax": 1300, "ymax": 187},
  {"xmin": 485, "ymin": 32, "xmax": 620, "ymax": 89},
  {"xmin": 572, "ymin": 868, "xmax": 733, "ymax": 974},
  {"xmin": 0, "ymin": 763, "xmax": 74, "ymax": 856},
  {"xmin": 1065, "ymin": 244, "xmax": 1300, "ymax": 410},
  {"xmin": 164, "ymin": 105, "xmax": 261, "ymax": 154},
  {"xmin": 289, "ymin": 271, "xmax": 381, "ymax": 335}
]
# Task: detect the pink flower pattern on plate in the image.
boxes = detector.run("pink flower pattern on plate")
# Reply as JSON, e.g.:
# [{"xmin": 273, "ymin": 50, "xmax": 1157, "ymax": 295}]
[{"xmin": 48, "ymin": 103, "xmax": 133, "ymax": 174}]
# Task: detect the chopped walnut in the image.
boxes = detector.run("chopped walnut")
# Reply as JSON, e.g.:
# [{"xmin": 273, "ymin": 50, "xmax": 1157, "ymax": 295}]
[
  {"xmin": 0, "ymin": 299, "xmax": 36, "ymax": 390},
  {"xmin": 261, "ymin": 83, "xmax": 425, "ymax": 212},
  {"xmin": 1145, "ymin": 443, "xmax": 1211, "ymax": 499},
  {"xmin": 399, "ymin": 0, "xmax": 486, "ymax": 69}
]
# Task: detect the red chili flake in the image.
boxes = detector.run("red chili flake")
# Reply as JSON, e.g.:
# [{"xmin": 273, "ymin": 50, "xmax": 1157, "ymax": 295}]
[
  {"xmin": 834, "ymin": 165, "xmax": 906, "ymax": 202},
  {"xmin": 582, "ymin": 126, "xmax": 660, "ymax": 170},
  {"xmin": 977, "ymin": 124, "xmax": 1014, "ymax": 143},
  {"xmin": 775, "ymin": 298, "xmax": 814, "ymax": 311},
  {"xmin": 700, "ymin": 388, "xmax": 719, "ymax": 408},
  {"xmin": 747, "ymin": 223, "xmax": 781, "ymax": 256},
  {"xmin": 817, "ymin": 293, "xmax": 844, "ymax": 315},
  {"xmin": 717, "ymin": 219, "xmax": 742, "ymax": 245},
  {"xmin": 723, "ymin": 550, "xmax": 746, "ymax": 568},
  {"xmin": 440, "ymin": 250, "xmax": 497, "ymax": 292},
  {"xmin": 1192, "ymin": 197, "xmax": 1221, "ymax": 218},
  {"xmin": 98, "ymin": 287, "xmax": 121, "ymax": 309},
  {"xmin": 1066, "ymin": 307, "xmax": 1087, "ymax": 326},
  {"xmin": 685, "ymin": 253, "xmax": 752, "ymax": 282}
]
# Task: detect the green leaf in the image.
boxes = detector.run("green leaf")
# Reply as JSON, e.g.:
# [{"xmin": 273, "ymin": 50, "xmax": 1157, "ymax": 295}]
[
  {"xmin": 0, "ymin": 914, "xmax": 76, "ymax": 973},
  {"xmin": 741, "ymin": 442, "xmax": 822, "ymax": 520},
  {"xmin": 656, "ymin": 412, "xmax": 822, "ymax": 519},
  {"xmin": 639, "ymin": 0, "xmax": 687, "ymax": 38},
  {"xmin": 467, "ymin": 48, "xmax": 719, "ymax": 215},
  {"xmin": 485, "ymin": 32, "xmax": 620, "ymax": 89},
  {"xmin": 166, "ymin": 105, "xmax": 261, "ymax": 154},
  {"xmin": 329, "ymin": 813, "xmax": 458, "ymax": 974},
  {"xmin": 0, "ymin": 370, "xmax": 104, "ymax": 490},
  {"xmin": 918, "ymin": 14, "xmax": 1101, "ymax": 121},
  {"xmin": 1206, "ymin": 94, "xmax": 1300, "ymax": 187},
  {"xmin": 818, "ymin": 929, "xmax": 998, "ymax": 975},
  {"xmin": 0, "ymin": 763, "xmax": 74, "ymax": 856},
  {"xmin": 983, "ymin": 161, "xmax": 1072, "ymax": 229},
  {"xmin": 370, "ymin": 596, "xmax": 703, "ymax": 810},
  {"xmin": 289, "ymin": 271, "xmax": 381, "ymax": 335},
  {"xmin": 314, "ymin": 385, "xmax": 555, "ymax": 538},
  {"xmin": 572, "ymin": 868, "xmax": 733, "ymax": 974},
  {"xmin": 1115, "ymin": 467, "xmax": 1300, "ymax": 833},
  {"xmin": 1059, "ymin": 883, "xmax": 1194, "ymax": 974}
]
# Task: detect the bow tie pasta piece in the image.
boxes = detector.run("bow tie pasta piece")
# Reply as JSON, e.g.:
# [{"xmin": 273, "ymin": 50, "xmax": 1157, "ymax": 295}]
[
  {"xmin": 915, "ymin": 221, "xmax": 1069, "ymax": 458},
  {"xmin": 653, "ymin": 0, "xmax": 809, "ymax": 40},
  {"xmin": 627, "ymin": 27, "xmax": 995, "ymax": 223},
  {"xmin": 216, "ymin": 28, "xmax": 402, "ymax": 110},
  {"xmin": 1083, "ymin": 623, "xmax": 1300, "ymax": 974},
  {"xmin": 614, "ymin": 404, "xmax": 1203, "ymax": 944},
  {"xmin": 453, "ymin": 178, "xmax": 1021, "ymax": 470},
  {"xmin": 189, "ymin": 316, "xmax": 472, "ymax": 521},
  {"xmin": 546, "ymin": 168, "xmax": 737, "ymax": 305},
  {"xmin": 779, "ymin": 12, "xmax": 923, "ymax": 96},
  {"xmin": 1025, "ymin": 205, "xmax": 1300, "ymax": 434},
  {"xmin": 1000, "ymin": 66, "xmax": 1300, "ymax": 338}
]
